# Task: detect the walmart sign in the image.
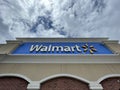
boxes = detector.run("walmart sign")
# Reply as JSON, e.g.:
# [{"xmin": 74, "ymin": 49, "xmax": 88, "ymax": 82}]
[{"xmin": 12, "ymin": 42, "xmax": 113, "ymax": 54}]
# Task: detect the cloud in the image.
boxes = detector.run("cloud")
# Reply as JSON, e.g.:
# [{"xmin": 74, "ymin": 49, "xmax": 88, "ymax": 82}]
[
  {"xmin": 0, "ymin": 0, "xmax": 120, "ymax": 43},
  {"xmin": 0, "ymin": 18, "xmax": 13, "ymax": 43}
]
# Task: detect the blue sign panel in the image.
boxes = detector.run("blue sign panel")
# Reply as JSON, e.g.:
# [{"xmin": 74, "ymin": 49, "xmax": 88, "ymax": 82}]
[{"xmin": 12, "ymin": 42, "xmax": 113, "ymax": 55}]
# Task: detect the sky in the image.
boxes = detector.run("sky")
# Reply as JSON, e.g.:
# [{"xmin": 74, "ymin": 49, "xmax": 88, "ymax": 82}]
[{"xmin": 0, "ymin": 0, "xmax": 120, "ymax": 43}]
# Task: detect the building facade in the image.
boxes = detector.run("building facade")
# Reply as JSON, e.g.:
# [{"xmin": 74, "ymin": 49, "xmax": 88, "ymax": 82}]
[{"xmin": 0, "ymin": 38, "xmax": 120, "ymax": 90}]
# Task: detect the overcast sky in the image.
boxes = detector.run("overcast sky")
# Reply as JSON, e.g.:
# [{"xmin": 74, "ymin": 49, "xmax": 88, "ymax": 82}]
[{"xmin": 0, "ymin": 0, "xmax": 120, "ymax": 43}]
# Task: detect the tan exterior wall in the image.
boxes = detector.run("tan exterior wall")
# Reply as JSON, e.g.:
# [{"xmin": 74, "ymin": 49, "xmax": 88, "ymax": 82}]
[
  {"xmin": 0, "ymin": 38, "xmax": 120, "ymax": 87},
  {"xmin": 0, "ymin": 64, "xmax": 120, "ymax": 81},
  {"xmin": 106, "ymin": 43, "xmax": 120, "ymax": 54},
  {"xmin": 0, "ymin": 43, "xmax": 19, "ymax": 54}
]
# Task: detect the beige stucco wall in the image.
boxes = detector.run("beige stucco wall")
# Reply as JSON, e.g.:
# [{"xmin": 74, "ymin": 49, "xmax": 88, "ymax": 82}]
[
  {"xmin": 0, "ymin": 64, "xmax": 120, "ymax": 81},
  {"xmin": 0, "ymin": 43, "xmax": 19, "ymax": 54},
  {"xmin": 0, "ymin": 38, "xmax": 120, "ymax": 82},
  {"xmin": 106, "ymin": 43, "xmax": 120, "ymax": 54}
]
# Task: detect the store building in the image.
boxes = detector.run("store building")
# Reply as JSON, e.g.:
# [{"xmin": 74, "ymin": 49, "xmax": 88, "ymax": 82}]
[{"xmin": 0, "ymin": 38, "xmax": 120, "ymax": 90}]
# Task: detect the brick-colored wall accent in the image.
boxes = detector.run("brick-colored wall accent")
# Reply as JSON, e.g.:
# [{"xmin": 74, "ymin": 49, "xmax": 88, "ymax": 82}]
[
  {"xmin": 0, "ymin": 77, "xmax": 29, "ymax": 90},
  {"xmin": 41, "ymin": 77, "xmax": 89, "ymax": 90},
  {"xmin": 100, "ymin": 77, "xmax": 120, "ymax": 90}
]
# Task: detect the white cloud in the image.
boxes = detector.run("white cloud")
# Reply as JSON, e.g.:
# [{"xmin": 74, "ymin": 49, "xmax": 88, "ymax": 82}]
[{"xmin": 0, "ymin": 0, "xmax": 120, "ymax": 43}]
